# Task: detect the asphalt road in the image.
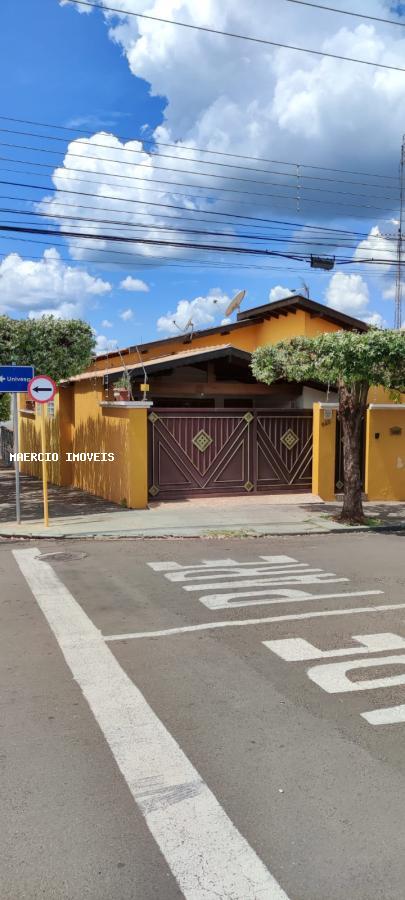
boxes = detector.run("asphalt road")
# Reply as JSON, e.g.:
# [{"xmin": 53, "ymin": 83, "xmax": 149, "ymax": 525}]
[{"xmin": 2, "ymin": 532, "xmax": 405, "ymax": 900}]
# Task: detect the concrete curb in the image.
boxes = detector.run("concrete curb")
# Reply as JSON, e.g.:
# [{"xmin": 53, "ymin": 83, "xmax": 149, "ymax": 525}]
[{"xmin": 1, "ymin": 524, "xmax": 405, "ymax": 540}]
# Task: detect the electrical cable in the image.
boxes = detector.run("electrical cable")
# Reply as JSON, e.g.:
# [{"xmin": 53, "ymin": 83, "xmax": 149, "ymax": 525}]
[
  {"xmin": 0, "ymin": 207, "xmax": 368, "ymax": 250},
  {"xmin": 0, "ymin": 149, "xmax": 397, "ymax": 200},
  {"xmin": 63, "ymin": 0, "xmax": 405, "ymax": 73},
  {"xmin": 285, "ymin": 0, "xmax": 405, "ymax": 28},
  {"xmin": 0, "ymin": 174, "xmax": 397, "ymax": 215},
  {"xmin": 0, "ymin": 135, "xmax": 398, "ymax": 193},
  {"xmin": 0, "ymin": 189, "xmax": 380, "ymax": 238},
  {"xmin": 0, "ymin": 222, "xmax": 396, "ymax": 266},
  {"xmin": 0, "ymin": 114, "xmax": 397, "ymax": 180}
]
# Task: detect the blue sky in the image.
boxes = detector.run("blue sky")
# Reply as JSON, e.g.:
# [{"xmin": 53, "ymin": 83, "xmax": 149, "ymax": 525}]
[{"xmin": 1, "ymin": 0, "xmax": 404, "ymax": 350}]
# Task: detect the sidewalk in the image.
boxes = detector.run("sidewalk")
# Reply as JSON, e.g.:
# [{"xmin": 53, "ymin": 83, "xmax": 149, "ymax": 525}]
[{"xmin": 1, "ymin": 466, "xmax": 404, "ymax": 539}]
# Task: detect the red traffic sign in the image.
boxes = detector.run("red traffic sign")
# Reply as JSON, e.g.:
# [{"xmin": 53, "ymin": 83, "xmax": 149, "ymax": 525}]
[{"xmin": 27, "ymin": 374, "xmax": 57, "ymax": 404}]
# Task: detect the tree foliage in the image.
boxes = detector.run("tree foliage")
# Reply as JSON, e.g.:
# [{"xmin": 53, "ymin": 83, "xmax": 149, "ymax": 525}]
[
  {"xmin": 0, "ymin": 315, "xmax": 95, "ymax": 382},
  {"xmin": 252, "ymin": 329, "xmax": 405, "ymax": 524},
  {"xmin": 251, "ymin": 330, "xmax": 405, "ymax": 393},
  {"xmin": 0, "ymin": 392, "xmax": 10, "ymax": 421}
]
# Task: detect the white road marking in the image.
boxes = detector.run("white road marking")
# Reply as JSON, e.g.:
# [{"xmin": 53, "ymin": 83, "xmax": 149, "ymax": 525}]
[
  {"xmin": 264, "ymin": 633, "xmax": 405, "ymax": 661},
  {"xmin": 165, "ymin": 565, "xmax": 316, "ymax": 583},
  {"xmin": 104, "ymin": 596, "xmax": 397, "ymax": 642},
  {"xmin": 308, "ymin": 654, "xmax": 405, "ymax": 693},
  {"xmin": 183, "ymin": 574, "xmax": 348, "ymax": 592},
  {"xmin": 148, "ymin": 556, "xmax": 296, "ymax": 572},
  {"xmin": 362, "ymin": 704, "xmax": 405, "ymax": 725},
  {"xmin": 199, "ymin": 587, "xmax": 379, "ymax": 611},
  {"xmin": 13, "ymin": 548, "xmax": 290, "ymax": 900}
]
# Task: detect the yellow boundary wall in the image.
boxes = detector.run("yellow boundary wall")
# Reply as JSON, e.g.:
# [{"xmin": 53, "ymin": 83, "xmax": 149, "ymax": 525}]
[
  {"xmin": 19, "ymin": 392, "xmax": 149, "ymax": 510},
  {"xmin": 365, "ymin": 406, "xmax": 405, "ymax": 501},
  {"xmin": 312, "ymin": 402, "xmax": 405, "ymax": 501},
  {"xmin": 19, "ymin": 397, "xmax": 405, "ymax": 508}
]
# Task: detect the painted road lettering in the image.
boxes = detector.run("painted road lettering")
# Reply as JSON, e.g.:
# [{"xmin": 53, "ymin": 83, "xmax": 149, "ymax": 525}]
[
  {"xmin": 264, "ymin": 632, "xmax": 405, "ymax": 726},
  {"xmin": 308, "ymin": 655, "xmax": 405, "ymax": 693},
  {"xmin": 264, "ymin": 633, "xmax": 405, "ymax": 661},
  {"xmin": 147, "ymin": 555, "xmax": 405, "ymax": 727},
  {"xmin": 148, "ymin": 555, "xmax": 372, "ymax": 614}
]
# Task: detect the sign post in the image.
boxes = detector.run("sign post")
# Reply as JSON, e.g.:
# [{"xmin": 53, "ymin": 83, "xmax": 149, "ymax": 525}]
[
  {"xmin": 12, "ymin": 393, "xmax": 21, "ymax": 524},
  {"xmin": 27, "ymin": 375, "xmax": 57, "ymax": 527},
  {"xmin": 0, "ymin": 365, "xmax": 35, "ymax": 524}
]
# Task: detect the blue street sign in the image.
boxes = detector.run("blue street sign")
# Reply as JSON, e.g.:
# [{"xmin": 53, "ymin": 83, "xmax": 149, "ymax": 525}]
[{"xmin": 0, "ymin": 365, "xmax": 35, "ymax": 393}]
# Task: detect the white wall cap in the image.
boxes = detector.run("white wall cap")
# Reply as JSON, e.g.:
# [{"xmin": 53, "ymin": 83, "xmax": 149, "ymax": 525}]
[{"xmin": 99, "ymin": 401, "xmax": 154, "ymax": 408}]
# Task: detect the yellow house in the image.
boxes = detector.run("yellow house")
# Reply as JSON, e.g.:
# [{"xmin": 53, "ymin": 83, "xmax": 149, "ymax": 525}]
[{"xmin": 19, "ymin": 294, "xmax": 405, "ymax": 506}]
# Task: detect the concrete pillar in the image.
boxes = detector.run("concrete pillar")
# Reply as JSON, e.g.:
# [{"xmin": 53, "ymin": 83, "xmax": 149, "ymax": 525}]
[{"xmin": 312, "ymin": 402, "xmax": 337, "ymax": 500}]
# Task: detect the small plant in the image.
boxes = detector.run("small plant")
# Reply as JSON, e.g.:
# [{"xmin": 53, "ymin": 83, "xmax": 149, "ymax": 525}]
[{"xmin": 113, "ymin": 375, "xmax": 132, "ymax": 401}]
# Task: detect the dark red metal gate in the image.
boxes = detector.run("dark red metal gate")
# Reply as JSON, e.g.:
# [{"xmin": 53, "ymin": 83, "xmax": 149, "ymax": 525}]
[{"xmin": 148, "ymin": 408, "xmax": 313, "ymax": 500}]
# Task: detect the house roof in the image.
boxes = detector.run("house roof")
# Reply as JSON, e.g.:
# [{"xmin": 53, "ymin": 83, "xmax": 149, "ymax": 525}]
[
  {"xmin": 64, "ymin": 344, "xmax": 251, "ymax": 384},
  {"xmin": 93, "ymin": 294, "xmax": 368, "ymax": 363},
  {"xmin": 237, "ymin": 294, "xmax": 369, "ymax": 331}
]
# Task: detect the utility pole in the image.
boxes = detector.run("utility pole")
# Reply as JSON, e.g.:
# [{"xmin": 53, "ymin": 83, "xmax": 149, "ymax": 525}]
[{"xmin": 394, "ymin": 135, "xmax": 405, "ymax": 330}]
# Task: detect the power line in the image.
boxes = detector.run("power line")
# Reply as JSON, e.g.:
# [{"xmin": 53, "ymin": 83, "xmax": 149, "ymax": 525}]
[
  {"xmin": 0, "ymin": 207, "xmax": 368, "ymax": 251},
  {"xmin": 285, "ymin": 0, "xmax": 405, "ymax": 28},
  {"xmin": 0, "ymin": 223, "xmax": 307, "ymax": 260},
  {"xmin": 0, "ymin": 173, "xmax": 397, "ymax": 216},
  {"xmin": 0, "ymin": 193, "xmax": 375, "ymax": 241},
  {"xmin": 0, "ymin": 187, "xmax": 378, "ymax": 238},
  {"xmin": 0, "ymin": 239, "xmax": 394, "ymax": 273},
  {"xmin": 63, "ymin": 0, "xmax": 405, "ymax": 73},
  {"xmin": 0, "ymin": 130, "xmax": 398, "ymax": 190},
  {"xmin": 0, "ymin": 222, "xmax": 396, "ymax": 266},
  {"xmin": 0, "ymin": 147, "xmax": 398, "ymax": 199},
  {"xmin": 0, "ymin": 114, "xmax": 397, "ymax": 181}
]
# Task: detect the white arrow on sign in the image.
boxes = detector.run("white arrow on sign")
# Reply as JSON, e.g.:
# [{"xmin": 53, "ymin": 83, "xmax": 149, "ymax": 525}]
[{"xmin": 27, "ymin": 375, "xmax": 57, "ymax": 404}]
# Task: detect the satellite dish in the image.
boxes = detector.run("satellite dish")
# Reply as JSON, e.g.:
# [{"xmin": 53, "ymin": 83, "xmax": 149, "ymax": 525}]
[
  {"xmin": 172, "ymin": 317, "xmax": 194, "ymax": 333},
  {"xmin": 225, "ymin": 289, "xmax": 246, "ymax": 318}
]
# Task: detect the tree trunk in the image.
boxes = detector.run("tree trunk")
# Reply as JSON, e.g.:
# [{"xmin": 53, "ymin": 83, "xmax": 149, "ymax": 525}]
[{"xmin": 337, "ymin": 381, "xmax": 369, "ymax": 524}]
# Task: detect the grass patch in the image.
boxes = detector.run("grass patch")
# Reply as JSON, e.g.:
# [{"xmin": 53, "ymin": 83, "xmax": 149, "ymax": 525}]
[{"xmin": 204, "ymin": 528, "xmax": 257, "ymax": 539}]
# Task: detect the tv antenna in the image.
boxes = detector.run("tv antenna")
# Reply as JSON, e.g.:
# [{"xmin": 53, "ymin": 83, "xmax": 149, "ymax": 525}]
[
  {"xmin": 300, "ymin": 280, "xmax": 310, "ymax": 299},
  {"xmin": 224, "ymin": 289, "xmax": 246, "ymax": 318}
]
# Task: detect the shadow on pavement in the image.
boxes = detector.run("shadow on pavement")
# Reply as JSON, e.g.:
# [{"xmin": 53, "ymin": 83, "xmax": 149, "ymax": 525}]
[
  {"xmin": 0, "ymin": 466, "xmax": 120, "ymax": 523},
  {"xmin": 300, "ymin": 500, "xmax": 405, "ymax": 527}
]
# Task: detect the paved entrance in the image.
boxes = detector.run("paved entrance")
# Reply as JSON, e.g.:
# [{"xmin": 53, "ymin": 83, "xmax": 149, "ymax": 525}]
[{"xmin": 148, "ymin": 408, "xmax": 313, "ymax": 500}]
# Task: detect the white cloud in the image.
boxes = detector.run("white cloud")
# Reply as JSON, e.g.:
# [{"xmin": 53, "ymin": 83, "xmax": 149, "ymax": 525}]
[
  {"xmin": 120, "ymin": 276, "xmax": 149, "ymax": 291},
  {"xmin": 157, "ymin": 288, "xmax": 232, "ymax": 335},
  {"xmin": 95, "ymin": 333, "xmax": 119, "ymax": 354},
  {"xmin": 63, "ymin": 2, "xmax": 405, "ymax": 196},
  {"xmin": 0, "ymin": 248, "xmax": 111, "ymax": 317},
  {"xmin": 120, "ymin": 308, "xmax": 134, "ymax": 320},
  {"xmin": 101, "ymin": 318, "xmax": 113, "ymax": 327},
  {"xmin": 353, "ymin": 226, "xmax": 396, "ymax": 270},
  {"xmin": 363, "ymin": 312, "xmax": 384, "ymax": 327},
  {"xmin": 325, "ymin": 271, "xmax": 369, "ymax": 313},
  {"xmin": 269, "ymin": 285, "xmax": 293, "ymax": 302},
  {"xmin": 52, "ymin": 0, "xmax": 405, "ymax": 272},
  {"xmin": 59, "ymin": 0, "xmax": 91, "ymax": 12}
]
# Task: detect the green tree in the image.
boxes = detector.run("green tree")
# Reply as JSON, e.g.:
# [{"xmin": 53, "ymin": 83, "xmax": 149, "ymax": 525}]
[
  {"xmin": 252, "ymin": 329, "xmax": 405, "ymax": 524},
  {"xmin": 0, "ymin": 392, "xmax": 10, "ymax": 422},
  {"xmin": 0, "ymin": 315, "xmax": 95, "ymax": 382}
]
